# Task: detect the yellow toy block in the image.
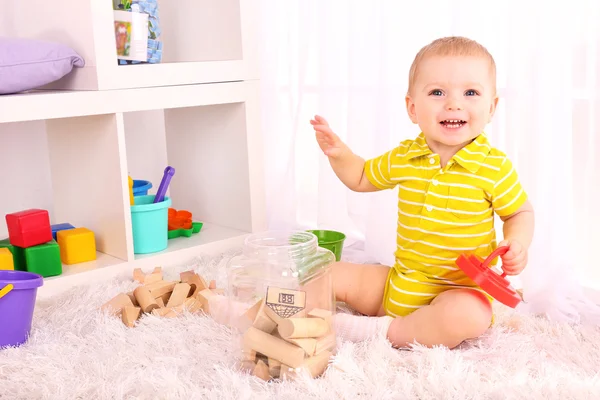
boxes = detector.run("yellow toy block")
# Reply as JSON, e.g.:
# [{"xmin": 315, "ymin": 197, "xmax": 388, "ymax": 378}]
[
  {"xmin": 0, "ymin": 248, "xmax": 14, "ymax": 270},
  {"xmin": 57, "ymin": 227, "xmax": 97, "ymax": 265}
]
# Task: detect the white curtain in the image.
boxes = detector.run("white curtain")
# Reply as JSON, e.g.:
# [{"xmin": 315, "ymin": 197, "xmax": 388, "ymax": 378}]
[{"xmin": 258, "ymin": 0, "xmax": 600, "ymax": 322}]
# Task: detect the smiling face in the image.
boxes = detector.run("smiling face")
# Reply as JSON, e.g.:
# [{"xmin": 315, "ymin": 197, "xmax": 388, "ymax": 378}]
[{"xmin": 406, "ymin": 55, "xmax": 499, "ymax": 154}]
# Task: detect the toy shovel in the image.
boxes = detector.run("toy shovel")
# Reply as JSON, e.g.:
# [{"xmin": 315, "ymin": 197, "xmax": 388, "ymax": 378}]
[{"xmin": 455, "ymin": 246, "xmax": 521, "ymax": 308}]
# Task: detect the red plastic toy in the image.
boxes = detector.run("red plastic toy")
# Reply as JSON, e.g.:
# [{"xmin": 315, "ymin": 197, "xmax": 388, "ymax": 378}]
[
  {"xmin": 455, "ymin": 246, "xmax": 521, "ymax": 308},
  {"xmin": 5, "ymin": 209, "xmax": 52, "ymax": 248}
]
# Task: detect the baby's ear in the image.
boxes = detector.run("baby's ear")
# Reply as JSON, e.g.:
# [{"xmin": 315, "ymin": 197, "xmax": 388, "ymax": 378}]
[
  {"xmin": 405, "ymin": 95, "xmax": 418, "ymax": 124},
  {"xmin": 488, "ymin": 95, "xmax": 499, "ymax": 122}
]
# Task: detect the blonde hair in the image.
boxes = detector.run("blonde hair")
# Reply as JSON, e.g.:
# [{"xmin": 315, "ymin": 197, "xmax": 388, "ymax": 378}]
[{"xmin": 407, "ymin": 36, "xmax": 496, "ymax": 94}]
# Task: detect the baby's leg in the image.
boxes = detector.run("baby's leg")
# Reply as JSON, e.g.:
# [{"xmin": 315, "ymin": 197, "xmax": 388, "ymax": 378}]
[
  {"xmin": 387, "ymin": 288, "xmax": 492, "ymax": 349},
  {"xmin": 330, "ymin": 262, "xmax": 395, "ymax": 342}
]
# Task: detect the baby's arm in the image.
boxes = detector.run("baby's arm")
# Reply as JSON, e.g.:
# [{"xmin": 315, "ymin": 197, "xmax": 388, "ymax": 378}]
[{"xmin": 311, "ymin": 115, "xmax": 379, "ymax": 192}]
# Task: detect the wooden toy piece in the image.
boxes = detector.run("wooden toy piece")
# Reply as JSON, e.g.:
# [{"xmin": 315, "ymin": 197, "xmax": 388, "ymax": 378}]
[
  {"xmin": 180, "ymin": 270, "xmax": 208, "ymax": 297},
  {"xmin": 281, "ymin": 350, "xmax": 332, "ymax": 380},
  {"xmin": 167, "ymin": 283, "xmax": 191, "ymax": 308},
  {"xmin": 122, "ymin": 306, "xmax": 141, "ymax": 327},
  {"xmin": 253, "ymin": 359, "xmax": 271, "ymax": 381},
  {"xmin": 0, "ymin": 248, "xmax": 14, "ymax": 270},
  {"xmin": 183, "ymin": 297, "xmax": 203, "ymax": 314},
  {"xmin": 24, "ymin": 240, "xmax": 62, "ymax": 277},
  {"xmin": 157, "ymin": 291, "xmax": 172, "ymax": 305},
  {"xmin": 283, "ymin": 337, "xmax": 317, "ymax": 356},
  {"xmin": 101, "ymin": 293, "xmax": 134, "ymax": 316},
  {"xmin": 5, "ymin": 209, "xmax": 52, "ymax": 248},
  {"xmin": 57, "ymin": 227, "xmax": 97, "ymax": 265},
  {"xmin": 156, "ymin": 297, "xmax": 165, "ymax": 308},
  {"xmin": 242, "ymin": 327, "xmax": 306, "ymax": 368},
  {"xmin": 209, "ymin": 280, "xmax": 217, "ymax": 290},
  {"xmin": 152, "ymin": 307, "xmax": 177, "ymax": 318},
  {"xmin": 308, "ymin": 308, "xmax": 332, "ymax": 322},
  {"xmin": 133, "ymin": 268, "xmax": 145, "ymax": 283},
  {"xmin": 145, "ymin": 280, "xmax": 177, "ymax": 298},
  {"xmin": 196, "ymin": 288, "xmax": 216, "ymax": 313},
  {"xmin": 268, "ymin": 358, "xmax": 282, "ymax": 378},
  {"xmin": 252, "ymin": 302, "xmax": 277, "ymax": 334},
  {"xmin": 277, "ymin": 317, "xmax": 330, "ymax": 339},
  {"xmin": 314, "ymin": 332, "xmax": 336, "ymax": 356},
  {"xmin": 211, "ymin": 288, "xmax": 225, "ymax": 295},
  {"xmin": 133, "ymin": 286, "xmax": 160, "ymax": 313},
  {"xmin": 126, "ymin": 291, "xmax": 139, "ymax": 307}
]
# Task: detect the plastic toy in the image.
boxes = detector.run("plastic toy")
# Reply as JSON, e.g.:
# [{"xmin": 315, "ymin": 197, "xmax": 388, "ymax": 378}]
[
  {"xmin": 154, "ymin": 166, "xmax": 175, "ymax": 203},
  {"xmin": 130, "ymin": 195, "xmax": 171, "ymax": 254},
  {"xmin": 24, "ymin": 240, "xmax": 62, "ymax": 277},
  {"xmin": 5, "ymin": 209, "xmax": 52, "ymax": 248},
  {"xmin": 0, "ymin": 270, "xmax": 44, "ymax": 348},
  {"xmin": 132, "ymin": 180, "xmax": 152, "ymax": 196},
  {"xmin": 51, "ymin": 223, "xmax": 75, "ymax": 241},
  {"xmin": 455, "ymin": 246, "xmax": 521, "ymax": 308},
  {"xmin": 306, "ymin": 230, "xmax": 346, "ymax": 261},
  {"xmin": 0, "ymin": 248, "xmax": 14, "ymax": 270},
  {"xmin": 56, "ymin": 227, "xmax": 97, "ymax": 265},
  {"xmin": 167, "ymin": 208, "xmax": 203, "ymax": 239},
  {"xmin": 0, "ymin": 239, "xmax": 26, "ymax": 271},
  {"xmin": 128, "ymin": 176, "xmax": 135, "ymax": 206}
]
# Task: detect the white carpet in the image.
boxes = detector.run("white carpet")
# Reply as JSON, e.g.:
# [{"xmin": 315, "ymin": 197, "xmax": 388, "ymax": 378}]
[{"xmin": 2, "ymin": 252, "xmax": 600, "ymax": 400}]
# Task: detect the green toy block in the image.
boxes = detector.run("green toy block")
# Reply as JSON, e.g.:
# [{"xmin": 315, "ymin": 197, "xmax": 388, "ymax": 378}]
[
  {"xmin": 0, "ymin": 238, "xmax": 27, "ymax": 271},
  {"xmin": 24, "ymin": 239, "xmax": 62, "ymax": 278}
]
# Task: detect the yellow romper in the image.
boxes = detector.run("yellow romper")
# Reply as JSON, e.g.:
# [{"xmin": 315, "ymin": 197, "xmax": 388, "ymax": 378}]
[{"xmin": 364, "ymin": 133, "xmax": 527, "ymax": 317}]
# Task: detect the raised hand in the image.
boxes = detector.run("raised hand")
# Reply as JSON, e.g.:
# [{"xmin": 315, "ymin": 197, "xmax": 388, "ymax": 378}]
[{"xmin": 310, "ymin": 115, "xmax": 347, "ymax": 159}]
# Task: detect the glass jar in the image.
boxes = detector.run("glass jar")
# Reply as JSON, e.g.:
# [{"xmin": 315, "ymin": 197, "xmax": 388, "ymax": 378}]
[{"xmin": 226, "ymin": 230, "xmax": 336, "ymax": 381}]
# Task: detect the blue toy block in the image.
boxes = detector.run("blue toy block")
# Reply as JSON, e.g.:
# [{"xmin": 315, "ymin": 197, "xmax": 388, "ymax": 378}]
[{"xmin": 51, "ymin": 223, "xmax": 75, "ymax": 241}]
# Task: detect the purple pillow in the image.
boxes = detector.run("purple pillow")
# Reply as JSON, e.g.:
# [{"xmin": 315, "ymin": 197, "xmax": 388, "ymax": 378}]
[{"xmin": 0, "ymin": 37, "xmax": 85, "ymax": 95}]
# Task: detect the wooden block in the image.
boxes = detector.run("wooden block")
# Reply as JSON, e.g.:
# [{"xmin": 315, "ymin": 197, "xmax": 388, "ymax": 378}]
[
  {"xmin": 157, "ymin": 291, "xmax": 171, "ymax": 304},
  {"xmin": 308, "ymin": 308, "xmax": 332, "ymax": 322},
  {"xmin": 268, "ymin": 358, "xmax": 282, "ymax": 378},
  {"xmin": 285, "ymin": 337, "xmax": 317, "ymax": 356},
  {"xmin": 152, "ymin": 307, "xmax": 178, "ymax": 318},
  {"xmin": 126, "ymin": 291, "xmax": 139, "ymax": 307},
  {"xmin": 144, "ymin": 271, "xmax": 162, "ymax": 284},
  {"xmin": 209, "ymin": 279, "xmax": 217, "ymax": 289},
  {"xmin": 133, "ymin": 286, "xmax": 160, "ymax": 313},
  {"xmin": 265, "ymin": 286, "xmax": 306, "ymax": 319},
  {"xmin": 253, "ymin": 359, "xmax": 271, "ymax": 381},
  {"xmin": 278, "ymin": 317, "xmax": 329, "ymax": 339},
  {"xmin": 121, "ymin": 306, "xmax": 141, "ymax": 327},
  {"xmin": 238, "ymin": 360, "xmax": 256, "ymax": 373},
  {"xmin": 242, "ymin": 327, "xmax": 306, "ymax": 368},
  {"xmin": 183, "ymin": 297, "xmax": 203, "ymax": 314},
  {"xmin": 167, "ymin": 283, "xmax": 191, "ymax": 308},
  {"xmin": 252, "ymin": 302, "xmax": 277, "ymax": 333},
  {"xmin": 101, "ymin": 293, "xmax": 134, "ymax": 316},
  {"xmin": 314, "ymin": 332, "xmax": 336, "ymax": 355},
  {"xmin": 180, "ymin": 270, "xmax": 208, "ymax": 297},
  {"xmin": 211, "ymin": 288, "xmax": 225, "ymax": 295},
  {"xmin": 146, "ymin": 281, "xmax": 177, "ymax": 298},
  {"xmin": 156, "ymin": 297, "xmax": 165, "ymax": 308},
  {"xmin": 133, "ymin": 268, "xmax": 145, "ymax": 283},
  {"xmin": 281, "ymin": 350, "xmax": 332, "ymax": 379},
  {"xmin": 243, "ymin": 348, "xmax": 257, "ymax": 362},
  {"xmin": 196, "ymin": 289, "xmax": 216, "ymax": 313}
]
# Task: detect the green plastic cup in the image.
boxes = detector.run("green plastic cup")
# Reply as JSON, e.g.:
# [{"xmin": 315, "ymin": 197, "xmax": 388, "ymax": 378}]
[{"xmin": 306, "ymin": 230, "xmax": 346, "ymax": 261}]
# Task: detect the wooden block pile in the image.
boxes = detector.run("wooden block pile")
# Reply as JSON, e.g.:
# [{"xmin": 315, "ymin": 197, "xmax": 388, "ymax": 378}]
[
  {"xmin": 100, "ymin": 266, "xmax": 224, "ymax": 327},
  {"xmin": 235, "ymin": 286, "xmax": 336, "ymax": 381}
]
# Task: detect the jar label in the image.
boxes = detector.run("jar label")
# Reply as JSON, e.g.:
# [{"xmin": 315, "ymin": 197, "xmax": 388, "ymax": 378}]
[{"xmin": 265, "ymin": 286, "xmax": 306, "ymax": 319}]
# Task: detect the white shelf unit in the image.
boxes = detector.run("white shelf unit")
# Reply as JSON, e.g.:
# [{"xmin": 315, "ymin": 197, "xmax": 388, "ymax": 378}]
[
  {"xmin": 0, "ymin": 81, "xmax": 266, "ymax": 299},
  {"xmin": 0, "ymin": 0, "xmax": 258, "ymax": 90}
]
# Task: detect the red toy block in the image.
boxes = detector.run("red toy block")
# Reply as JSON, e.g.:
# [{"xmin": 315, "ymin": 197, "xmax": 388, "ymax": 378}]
[{"xmin": 5, "ymin": 209, "xmax": 52, "ymax": 248}]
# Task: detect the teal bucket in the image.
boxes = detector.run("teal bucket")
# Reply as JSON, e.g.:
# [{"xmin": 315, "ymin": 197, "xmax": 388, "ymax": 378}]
[{"xmin": 131, "ymin": 195, "xmax": 171, "ymax": 254}]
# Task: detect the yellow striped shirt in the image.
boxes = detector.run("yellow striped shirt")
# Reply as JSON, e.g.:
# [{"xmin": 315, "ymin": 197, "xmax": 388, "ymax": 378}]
[{"xmin": 364, "ymin": 132, "xmax": 527, "ymax": 285}]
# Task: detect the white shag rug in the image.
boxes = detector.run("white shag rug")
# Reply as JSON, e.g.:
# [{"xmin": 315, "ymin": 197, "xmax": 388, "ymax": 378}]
[{"xmin": 2, "ymin": 252, "xmax": 600, "ymax": 400}]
